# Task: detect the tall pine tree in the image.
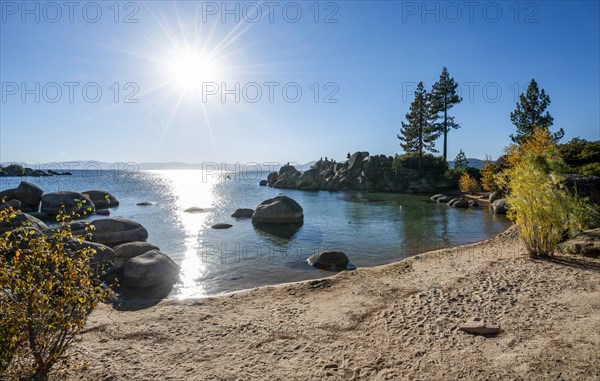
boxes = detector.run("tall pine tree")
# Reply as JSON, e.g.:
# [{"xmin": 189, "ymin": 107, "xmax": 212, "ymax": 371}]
[
  {"xmin": 453, "ymin": 149, "xmax": 469, "ymax": 169},
  {"xmin": 431, "ymin": 67, "xmax": 462, "ymax": 163},
  {"xmin": 398, "ymin": 82, "xmax": 439, "ymax": 175},
  {"xmin": 510, "ymin": 79, "xmax": 564, "ymax": 143}
]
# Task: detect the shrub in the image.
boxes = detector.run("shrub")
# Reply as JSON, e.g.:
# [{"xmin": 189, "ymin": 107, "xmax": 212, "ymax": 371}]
[
  {"xmin": 480, "ymin": 161, "xmax": 501, "ymax": 191},
  {"xmin": 392, "ymin": 153, "xmax": 447, "ymax": 175},
  {"xmin": 507, "ymin": 154, "xmax": 598, "ymax": 257},
  {"xmin": 580, "ymin": 162, "xmax": 600, "ymax": 176},
  {"xmin": 459, "ymin": 172, "xmax": 480, "ymax": 194},
  {"xmin": 0, "ymin": 206, "xmax": 109, "ymax": 380}
]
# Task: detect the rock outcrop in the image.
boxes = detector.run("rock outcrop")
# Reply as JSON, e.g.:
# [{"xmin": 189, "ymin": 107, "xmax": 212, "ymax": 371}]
[
  {"xmin": 41, "ymin": 191, "xmax": 95, "ymax": 215},
  {"xmin": 261, "ymin": 152, "xmax": 450, "ymax": 194},
  {"xmin": 122, "ymin": 250, "xmax": 180, "ymax": 288},
  {"xmin": 71, "ymin": 218, "xmax": 149, "ymax": 247},
  {"xmin": 83, "ymin": 190, "xmax": 120, "ymax": 209}
]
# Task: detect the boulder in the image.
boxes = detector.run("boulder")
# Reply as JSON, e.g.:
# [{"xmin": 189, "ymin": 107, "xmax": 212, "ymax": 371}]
[
  {"xmin": 72, "ymin": 218, "xmax": 149, "ymax": 247},
  {"xmin": 231, "ymin": 208, "xmax": 254, "ymax": 218},
  {"xmin": 83, "ymin": 190, "xmax": 120, "ymax": 209},
  {"xmin": 252, "ymin": 195, "xmax": 304, "ymax": 224},
  {"xmin": 489, "ymin": 191, "xmax": 503, "ymax": 203},
  {"xmin": 492, "ymin": 199, "xmax": 508, "ymax": 214},
  {"xmin": 66, "ymin": 240, "xmax": 115, "ymax": 280},
  {"xmin": 273, "ymin": 178, "xmax": 297, "ymax": 189},
  {"xmin": 452, "ymin": 199, "xmax": 469, "ymax": 208},
  {"xmin": 0, "ymin": 212, "xmax": 49, "ymax": 233},
  {"xmin": 307, "ymin": 251, "xmax": 349, "ymax": 271},
  {"xmin": 431, "ymin": 194, "xmax": 445, "ymax": 201},
  {"xmin": 259, "ymin": 180, "xmax": 268, "ymax": 186},
  {"xmin": 41, "ymin": 191, "xmax": 95, "ymax": 216},
  {"xmin": 0, "ymin": 199, "xmax": 21, "ymax": 211},
  {"xmin": 96, "ymin": 209, "xmax": 110, "ymax": 216},
  {"xmin": 437, "ymin": 195, "xmax": 452, "ymax": 203},
  {"xmin": 122, "ymin": 250, "xmax": 180, "ymax": 288},
  {"xmin": 468, "ymin": 200, "xmax": 480, "ymax": 208},
  {"xmin": 447, "ymin": 198, "xmax": 460, "ymax": 207},
  {"xmin": 26, "ymin": 211, "xmax": 52, "ymax": 221},
  {"xmin": 0, "ymin": 188, "xmax": 17, "ymax": 202},
  {"xmin": 561, "ymin": 174, "xmax": 600, "ymax": 205},
  {"xmin": 559, "ymin": 228, "xmax": 600, "ymax": 257},
  {"xmin": 211, "ymin": 223, "xmax": 232, "ymax": 229},
  {"xmin": 15, "ymin": 181, "xmax": 44, "ymax": 205},
  {"xmin": 113, "ymin": 242, "xmax": 160, "ymax": 272},
  {"xmin": 267, "ymin": 172, "xmax": 279, "ymax": 185}
]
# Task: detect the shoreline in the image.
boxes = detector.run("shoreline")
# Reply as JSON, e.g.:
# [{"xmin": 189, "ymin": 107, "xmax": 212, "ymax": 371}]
[{"xmin": 56, "ymin": 226, "xmax": 600, "ymax": 380}]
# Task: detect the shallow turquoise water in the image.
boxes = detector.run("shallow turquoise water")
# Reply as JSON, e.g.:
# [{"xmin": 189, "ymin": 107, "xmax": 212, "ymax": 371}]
[{"xmin": 0, "ymin": 170, "xmax": 511, "ymax": 297}]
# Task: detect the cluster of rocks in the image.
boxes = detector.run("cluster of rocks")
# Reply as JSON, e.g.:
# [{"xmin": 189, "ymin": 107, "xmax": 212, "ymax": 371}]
[
  {"xmin": 0, "ymin": 181, "xmax": 119, "ymax": 219},
  {"xmin": 0, "ymin": 164, "xmax": 71, "ymax": 177},
  {"xmin": 0, "ymin": 184, "xmax": 180, "ymax": 297},
  {"xmin": 430, "ymin": 194, "xmax": 479, "ymax": 209},
  {"xmin": 431, "ymin": 191, "xmax": 508, "ymax": 215},
  {"xmin": 260, "ymin": 152, "xmax": 450, "ymax": 193}
]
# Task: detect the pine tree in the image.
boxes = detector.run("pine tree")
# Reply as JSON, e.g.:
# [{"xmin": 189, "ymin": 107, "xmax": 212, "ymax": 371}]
[
  {"xmin": 431, "ymin": 67, "xmax": 462, "ymax": 163},
  {"xmin": 454, "ymin": 149, "xmax": 469, "ymax": 169},
  {"xmin": 398, "ymin": 82, "xmax": 439, "ymax": 175},
  {"xmin": 510, "ymin": 79, "xmax": 564, "ymax": 144}
]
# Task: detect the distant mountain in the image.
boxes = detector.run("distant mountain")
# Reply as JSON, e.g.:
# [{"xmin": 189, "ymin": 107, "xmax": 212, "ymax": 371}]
[{"xmin": 448, "ymin": 158, "xmax": 485, "ymax": 169}]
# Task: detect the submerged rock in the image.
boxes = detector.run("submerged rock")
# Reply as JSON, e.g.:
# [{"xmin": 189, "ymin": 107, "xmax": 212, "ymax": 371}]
[
  {"xmin": 252, "ymin": 195, "xmax": 304, "ymax": 224},
  {"xmin": 259, "ymin": 180, "xmax": 268, "ymax": 186},
  {"xmin": 231, "ymin": 208, "xmax": 254, "ymax": 218},
  {"xmin": 184, "ymin": 207, "xmax": 205, "ymax": 213},
  {"xmin": 137, "ymin": 202, "xmax": 154, "ymax": 206},
  {"xmin": 307, "ymin": 250, "xmax": 349, "ymax": 271},
  {"xmin": 211, "ymin": 223, "xmax": 232, "ymax": 229}
]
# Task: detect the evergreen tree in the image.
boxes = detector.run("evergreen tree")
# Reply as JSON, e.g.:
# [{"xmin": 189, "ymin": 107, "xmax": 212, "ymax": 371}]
[
  {"xmin": 510, "ymin": 79, "xmax": 564, "ymax": 143},
  {"xmin": 397, "ymin": 82, "xmax": 439, "ymax": 175},
  {"xmin": 454, "ymin": 149, "xmax": 469, "ymax": 169},
  {"xmin": 431, "ymin": 67, "xmax": 462, "ymax": 163}
]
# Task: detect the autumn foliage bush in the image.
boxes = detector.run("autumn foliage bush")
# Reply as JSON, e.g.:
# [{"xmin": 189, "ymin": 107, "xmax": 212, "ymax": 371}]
[{"xmin": 0, "ymin": 204, "xmax": 109, "ymax": 381}]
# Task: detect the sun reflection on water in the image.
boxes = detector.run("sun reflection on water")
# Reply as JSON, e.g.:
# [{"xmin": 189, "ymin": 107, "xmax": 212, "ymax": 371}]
[{"xmin": 148, "ymin": 170, "xmax": 221, "ymax": 299}]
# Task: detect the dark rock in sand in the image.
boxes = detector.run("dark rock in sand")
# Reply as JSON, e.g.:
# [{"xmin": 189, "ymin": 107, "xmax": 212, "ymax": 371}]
[
  {"xmin": 83, "ymin": 190, "xmax": 120, "ymax": 209},
  {"xmin": 252, "ymin": 195, "xmax": 304, "ymax": 224},
  {"xmin": 231, "ymin": 208, "xmax": 254, "ymax": 218},
  {"xmin": 559, "ymin": 228, "xmax": 600, "ymax": 257},
  {"xmin": 460, "ymin": 319, "xmax": 501, "ymax": 335},
  {"xmin": 308, "ymin": 250, "xmax": 349, "ymax": 271},
  {"xmin": 122, "ymin": 250, "xmax": 180, "ymax": 288},
  {"xmin": 15, "ymin": 181, "xmax": 44, "ymax": 206},
  {"xmin": 113, "ymin": 242, "xmax": 160, "ymax": 272}
]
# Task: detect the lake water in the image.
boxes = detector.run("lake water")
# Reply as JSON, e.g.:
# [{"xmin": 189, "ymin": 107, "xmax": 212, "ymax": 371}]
[{"xmin": 0, "ymin": 170, "xmax": 511, "ymax": 298}]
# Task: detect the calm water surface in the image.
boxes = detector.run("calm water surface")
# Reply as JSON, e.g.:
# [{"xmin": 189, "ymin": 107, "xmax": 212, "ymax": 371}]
[{"xmin": 0, "ymin": 170, "xmax": 511, "ymax": 298}]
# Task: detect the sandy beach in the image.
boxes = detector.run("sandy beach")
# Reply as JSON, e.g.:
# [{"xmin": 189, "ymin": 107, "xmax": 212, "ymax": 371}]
[{"xmin": 55, "ymin": 226, "xmax": 600, "ymax": 381}]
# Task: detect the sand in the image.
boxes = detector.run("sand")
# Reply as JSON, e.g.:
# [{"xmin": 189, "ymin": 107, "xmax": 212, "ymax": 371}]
[{"xmin": 54, "ymin": 226, "xmax": 600, "ymax": 380}]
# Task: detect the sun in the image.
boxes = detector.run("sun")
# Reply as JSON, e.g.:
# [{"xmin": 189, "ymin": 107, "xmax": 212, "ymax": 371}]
[{"xmin": 164, "ymin": 48, "xmax": 221, "ymax": 90}]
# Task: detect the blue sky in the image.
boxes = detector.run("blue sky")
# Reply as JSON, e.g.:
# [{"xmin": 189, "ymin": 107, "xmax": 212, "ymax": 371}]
[{"xmin": 1, "ymin": 1, "xmax": 599, "ymax": 165}]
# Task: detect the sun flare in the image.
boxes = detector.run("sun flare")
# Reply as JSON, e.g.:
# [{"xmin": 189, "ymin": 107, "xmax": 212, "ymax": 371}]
[{"xmin": 165, "ymin": 48, "xmax": 221, "ymax": 89}]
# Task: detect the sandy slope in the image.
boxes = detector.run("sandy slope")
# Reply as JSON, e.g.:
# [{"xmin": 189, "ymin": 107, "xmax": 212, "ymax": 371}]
[{"xmin": 55, "ymin": 226, "xmax": 600, "ymax": 381}]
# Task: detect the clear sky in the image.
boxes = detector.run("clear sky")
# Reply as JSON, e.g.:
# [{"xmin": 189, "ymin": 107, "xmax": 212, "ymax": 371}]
[{"xmin": 1, "ymin": 1, "xmax": 599, "ymax": 166}]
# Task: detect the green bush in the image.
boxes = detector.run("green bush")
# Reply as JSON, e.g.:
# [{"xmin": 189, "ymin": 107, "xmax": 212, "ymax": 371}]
[
  {"xmin": 0, "ymin": 206, "xmax": 109, "ymax": 380},
  {"xmin": 392, "ymin": 153, "xmax": 447, "ymax": 175},
  {"xmin": 580, "ymin": 163, "xmax": 600, "ymax": 176},
  {"xmin": 558, "ymin": 138, "xmax": 600, "ymax": 168}
]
